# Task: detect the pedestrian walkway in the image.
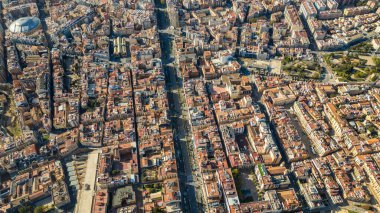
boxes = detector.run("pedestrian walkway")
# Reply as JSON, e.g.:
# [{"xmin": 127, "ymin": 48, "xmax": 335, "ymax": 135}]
[{"xmin": 75, "ymin": 149, "xmax": 101, "ymax": 213}]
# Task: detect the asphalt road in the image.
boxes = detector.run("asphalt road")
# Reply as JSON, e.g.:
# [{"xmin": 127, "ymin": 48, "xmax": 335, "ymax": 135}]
[
  {"xmin": 314, "ymin": 51, "xmax": 337, "ymax": 83},
  {"xmin": 155, "ymin": 2, "xmax": 201, "ymax": 212}
]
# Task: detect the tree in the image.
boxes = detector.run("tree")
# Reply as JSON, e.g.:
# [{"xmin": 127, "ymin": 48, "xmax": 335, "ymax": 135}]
[
  {"xmin": 152, "ymin": 207, "xmax": 165, "ymax": 213},
  {"xmin": 42, "ymin": 134, "xmax": 50, "ymax": 142},
  {"xmin": 34, "ymin": 206, "xmax": 44, "ymax": 213},
  {"xmin": 111, "ymin": 170, "xmax": 120, "ymax": 175},
  {"xmin": 282, "ymin": 56, "xmax": 293, "ymax": 65},
  {"xmin": 231, "ymin": 168, "xmax": 239, "ymax": 177},
  {"xmin": 311, "ymin": 72, "xmax": 320, "ymax": 79},
  {"xmin": 368, "ymin": 126, "xmax": 376, "ymax": 134},
  {"xmin": 373, "ymin": 57, "xmax": 380, "ymax": 68},
  {"xmin": 18, "ymin": 206, "xmax": 33, "ymax": 213},
  {"xmin": 370, "ymin": 75, "xmax": 378, "ymax": 82}
]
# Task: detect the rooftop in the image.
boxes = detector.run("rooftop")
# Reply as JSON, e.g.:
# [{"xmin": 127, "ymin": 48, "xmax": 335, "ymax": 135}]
[{"xmin": 9, "ymin": 16, "xmax": 40, "ymax": 33}]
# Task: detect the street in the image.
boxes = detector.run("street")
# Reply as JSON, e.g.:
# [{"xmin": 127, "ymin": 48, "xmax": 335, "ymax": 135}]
[
  {"xmin": 314, "ymin": 51, "xmax": 337, "ymax": 83},
  {"xmin": 155, "ymin": 1, "xmax": 201, "ymax": 212}
]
